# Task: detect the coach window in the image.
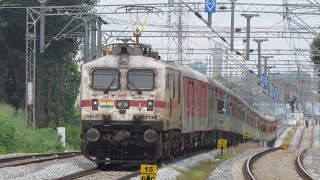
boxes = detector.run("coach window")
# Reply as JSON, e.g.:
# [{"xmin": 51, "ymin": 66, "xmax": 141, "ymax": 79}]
[
  {"xmin": 217, "ymin": 90, "xmax": 224, "ymax": 114},
  {"xmin": 92, "ymin": 69, "xmax": 120, "ymax": 90},
  {"xmin": 127, "ymin": 69, "xmax": 155, "ymax": 90}
]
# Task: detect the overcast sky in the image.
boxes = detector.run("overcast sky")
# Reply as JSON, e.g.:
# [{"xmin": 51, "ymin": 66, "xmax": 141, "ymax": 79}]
[{"xmin": 94, "ymin": 0, "xmax": 320, "ymax": 76}]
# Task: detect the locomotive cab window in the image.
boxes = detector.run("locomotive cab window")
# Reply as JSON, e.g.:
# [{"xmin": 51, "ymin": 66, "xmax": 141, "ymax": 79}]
[
  {"xmin": 92, "ymin": 69, "xmax": 120, "ymax": 90},
  {"xmin": 127, "ymin": 69, "xmax": 155, "ymax": 90}
]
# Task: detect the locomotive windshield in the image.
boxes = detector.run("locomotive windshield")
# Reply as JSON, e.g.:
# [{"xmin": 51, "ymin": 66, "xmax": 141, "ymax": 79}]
[
  {"xmin": 127, "ymin": 69, "xmax": 155, "ymax": 90},
  {"xmin": 92, "ymin": 69, "xmax": 119, "ymax": 90}
]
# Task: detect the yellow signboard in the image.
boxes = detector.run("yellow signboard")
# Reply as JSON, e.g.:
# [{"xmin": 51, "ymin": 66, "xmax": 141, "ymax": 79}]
[
  {"xmin": 140, "ymin": 174, "xmax": 157, "ymax": 180},
  {"xmin": 217, "ymin": 139, "xmax": 227, "ymax": 150},
  {"xmin": 243, "ymin": 131, "xmax": 250, "ymax": 139},
  {"xmin": 140, "ymin": 164, "xmax": 157, "ymax": 175},
  {"xmin": 140, "ymin": 164, "xmax": 157, "ymax": 180}
]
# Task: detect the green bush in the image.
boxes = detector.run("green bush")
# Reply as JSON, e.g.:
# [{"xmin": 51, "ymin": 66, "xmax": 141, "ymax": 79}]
[
  {"xmin": 0, "ymin": 103, "xmax": 64, "ymax": 154},
  {"xmin": 0, "ymin": 114, "xmax": 15, "ymax": 153},
  {"xmin": 65, "ymin": 124, "xmax": 81, "ymax": 150}
]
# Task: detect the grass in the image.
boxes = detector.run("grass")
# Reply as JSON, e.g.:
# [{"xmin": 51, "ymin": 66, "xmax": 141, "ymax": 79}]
[
  {"xmin": 0, "ymin": 103, "xmax": 80, "ymax": 154},
  {"xmin": 175, "ymin": 142, "xmax": 259, "ymax": 180},
  {"xmin": 280, "ymin": 125, "xmax": 297, "ymax": 150}
]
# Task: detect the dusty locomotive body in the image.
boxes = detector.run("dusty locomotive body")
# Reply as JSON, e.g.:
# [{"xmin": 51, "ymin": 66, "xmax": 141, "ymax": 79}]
[{"xmin": 80, "ymin": 43, "xmax": 277, "ymax": 165}]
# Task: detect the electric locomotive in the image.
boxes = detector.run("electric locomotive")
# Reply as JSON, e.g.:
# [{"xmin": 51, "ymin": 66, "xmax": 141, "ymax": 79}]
[{"xmin": 80, "ymin": 42, "xmax": 277, "ymax": 166}]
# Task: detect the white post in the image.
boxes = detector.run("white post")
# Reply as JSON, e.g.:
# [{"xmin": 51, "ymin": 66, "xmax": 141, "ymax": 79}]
[{"xmin": 57, "ymin": 127, "xmax": 66, "ymax": 147}]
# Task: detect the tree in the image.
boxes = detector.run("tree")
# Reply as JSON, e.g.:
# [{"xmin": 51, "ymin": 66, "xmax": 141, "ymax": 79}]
[{"xmin": 0, "ymin": 0, "xmax": 97, "ymax": 128}]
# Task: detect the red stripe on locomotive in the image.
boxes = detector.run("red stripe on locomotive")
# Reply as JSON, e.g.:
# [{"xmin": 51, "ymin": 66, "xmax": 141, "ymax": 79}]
[
  {"xmin": 81, "ymin": 100, "xmax": 91, "ymax": 107},
  {"xmin": 155, "ymin": 101, "xmax": 165, "ymax": 108}
]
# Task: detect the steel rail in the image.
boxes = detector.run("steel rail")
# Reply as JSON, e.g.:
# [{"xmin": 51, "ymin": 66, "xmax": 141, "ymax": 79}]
[
  {"xmin": 295, "ymin": 125, "xmax": 315, "ymax": 180},
  {"xmin": 243, "ymin": 125, "xmax": 291, "ymax": 179},
  {"xmin": 243, "ymin": 147, "xmax": 281, "ymax": 180},
  {"xmin": 116, "ymin": 170, "xmax": 140, "ymax": 180},
  {"xmin": 295, "ymin": 149, "xmax": 315, "ymax": 180},
  {"xmin": 0, "ymin": 152, "xmax": 81, "ymax": 168},
  {"xmin": 55, "ymin": 167, "xmax": 100, "ymax": 180}
]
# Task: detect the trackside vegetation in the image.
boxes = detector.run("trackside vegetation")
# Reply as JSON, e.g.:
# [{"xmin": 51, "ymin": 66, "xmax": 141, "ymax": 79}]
[
  {"xmin": 0, "ymin": 103, "xmax": 80, "ymax": 153},
  {"xmin": 175, "ymin": 143, "xmax": 259, "ymax": 180}
]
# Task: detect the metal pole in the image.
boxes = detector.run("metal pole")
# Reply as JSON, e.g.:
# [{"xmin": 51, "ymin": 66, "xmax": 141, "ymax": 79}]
[
  {"xmin": 257, "ymin": 42, "xmax": 261, "ymax": 77},
  {"xmin": 253, "ymin": 38, "xmax": 268, "ymax": 79},
  {"xmin": 168, "ymin": 0, "xmax": 174, "ymax": 7},
  {"xmin": 208, "ymin": 13, "xmax": 212, "ymax": 27},
  {"xmin": 91, "ymin": 18, "xmax": 97, "ymax": 60},
  {"xmin": 40, "ymin": 3, "xmax": 45, "ymax": 53},
  {"xmin": 97, "ymin": 20, "xmax": 102, "ymax": 58},
  {"xmin": 84, "ymin": 19, "xmax": 90, "ymax": 63},
  {"xmin": 241, "ymin": 14, "xmax": 259, "ymax": 61},
  {"xmin": 246, "ymin": 18, "xmax": 250, "ymax": 60},
  {"xmin": 26, "ymin": 8, "xmax": 38, "ymax": 130},
  {"xmin": 230, "ymin": 0, "xmax": 237, "ymax": 51}
]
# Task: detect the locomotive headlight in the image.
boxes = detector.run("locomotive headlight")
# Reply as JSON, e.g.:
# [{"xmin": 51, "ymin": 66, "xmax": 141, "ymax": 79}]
[
  {"xmin": 123, "ymin": 101, "xmax": 129, "ymax": 108},
  {"xmin": 117, "ymin": 102, "xmax": 123, "ymax": 108},
  {"xmin": 143, "ymin": 129, "xmax": 157, "ymax": 143},
  {"xmin": 92, "ymin": 99, "xmax": 99, "ymax": 110},
  {"xmin": 147, "ymin": 100, "xmax": 154, "ymax": 111},
  {"xmin": 86, "ymin": 128, "xmax": 100, "ymax": 142}
]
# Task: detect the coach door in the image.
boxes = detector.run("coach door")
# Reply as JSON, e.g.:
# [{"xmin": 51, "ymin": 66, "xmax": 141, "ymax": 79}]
[{"xmin": 166, "ymin": 70, "xmax": 180, "ymax": 129}]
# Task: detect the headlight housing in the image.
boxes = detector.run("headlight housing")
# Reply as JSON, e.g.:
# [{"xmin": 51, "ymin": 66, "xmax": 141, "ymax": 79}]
[
  {"xmin": 143, "ymin": 129, "xmax": 157, "ymax": 143},
  {"xmin": 86, "ymin": 128, "xmax": 100, "ymax": 142},
  {"xmin": 92, "ymin": 99, "xmax": 99, "ymax": 110},
  {"xmin": 147, "ymin": 100, "xmax": 154, "ymax": 111},
  {"xmin": 116, "ymin": 100, "xmax": 130, "ymax": 109}
]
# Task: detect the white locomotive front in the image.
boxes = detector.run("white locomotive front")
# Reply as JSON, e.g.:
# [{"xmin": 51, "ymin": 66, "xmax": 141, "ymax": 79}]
[{"xmin": 80, "ymin": 44, "xmax": 171, "ymax": 165}]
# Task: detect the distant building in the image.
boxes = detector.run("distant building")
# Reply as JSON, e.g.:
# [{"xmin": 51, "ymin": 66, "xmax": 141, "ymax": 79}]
[{"xmin": 188, "ymin": 61, "xmax": 207, "ymax": 75}]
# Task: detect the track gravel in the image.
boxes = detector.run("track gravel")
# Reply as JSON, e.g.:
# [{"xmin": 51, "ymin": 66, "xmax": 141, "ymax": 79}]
[
  {"xmin": 303, "ymin": 125, "xmax": 320, "ymax": 179},
  {"xmin": 0, "ymin": 156, "xmax": 96, "ymax": 180}
]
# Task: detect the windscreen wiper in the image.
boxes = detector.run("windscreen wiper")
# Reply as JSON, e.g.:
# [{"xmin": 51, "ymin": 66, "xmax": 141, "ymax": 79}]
[
  {"xmin": 128, "ymin": 78, "xmax": 143, "ymax": 94},
  {"xmin": 105, "ymin": 76, "xmax": 116, "ymax": 91},
  {"xmin": 127, "ymin": 78, "xmax": 139, "ymax": 90}
]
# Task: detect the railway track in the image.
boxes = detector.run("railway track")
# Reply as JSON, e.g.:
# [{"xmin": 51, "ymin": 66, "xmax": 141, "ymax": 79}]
[
  {"xmin": 243, "ymin": 125, "xmax": 314, "ymax": 180},
  {"xmin": 0, "ymin": 152, "xmax": 81, "ymax": 168},
  {"xmin": 242, "ymin": 147, "xmax": 281, "ymax": 180},
  {"xmin": 56, "ymin": 163, "xmax": 139, "ymax": 180},
  {"xmin": 295, "ymin": 126, "xmax": 315, "ymax": 180},
  {"xmin": 55, "ymin": 167, "xmax": 100, "ymax": 180},
  {"xmin": 295, "ymin": 149, "xmax": 314, "ymax": 180}
]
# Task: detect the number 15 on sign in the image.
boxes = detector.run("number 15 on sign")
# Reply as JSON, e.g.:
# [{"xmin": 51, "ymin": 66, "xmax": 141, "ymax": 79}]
[
  {"xmin": 140, "ymin": 164, "xmax": 157, "ymax": 174},
  {"xmin": 140, "ymin": 164, "xmax": 157, "ymax": 180}
]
